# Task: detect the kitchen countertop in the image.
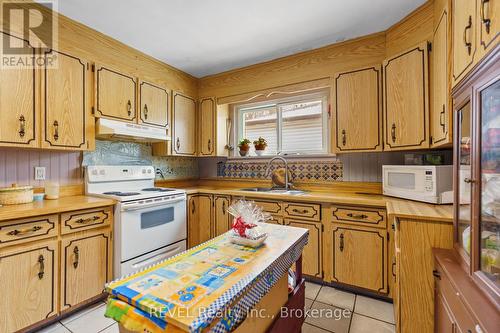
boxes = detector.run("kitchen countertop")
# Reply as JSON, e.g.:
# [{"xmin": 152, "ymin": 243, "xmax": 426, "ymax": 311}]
[
  {"xmin": 176, "ymin": 186, "xmax": 453, "ymax": 222},
  {"xmin": 0, "ymin": 195, "xmax": 116, "ymax": 221}
]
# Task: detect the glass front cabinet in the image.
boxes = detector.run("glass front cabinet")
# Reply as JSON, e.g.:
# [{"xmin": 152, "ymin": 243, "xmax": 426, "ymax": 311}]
[{"xmin": 453, "ymin": 46, "xmax": 500, "ymax": 300}]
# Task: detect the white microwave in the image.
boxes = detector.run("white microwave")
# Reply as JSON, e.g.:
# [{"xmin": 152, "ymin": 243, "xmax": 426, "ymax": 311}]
[{"xmin": 382, "ymin": 165, "xmax": 453, "ymax": 204}]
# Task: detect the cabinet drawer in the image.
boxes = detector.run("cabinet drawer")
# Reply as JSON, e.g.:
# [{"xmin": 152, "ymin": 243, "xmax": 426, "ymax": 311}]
[
  {"xmin": 61, "ymin": 207, "xmax": 112, "ymax": 234},
  {"xmin": 284, "ymin": 202, "xmax": 321, "ymax": 221},
  {"xmin": 0, "ymin": 215, "xmax": 57, "ymax": 247},
  {"xmin": 331, "ymin": 206, "xmax": 386, "ymax": 228},
  {"xmin": 247, "ymin": 198, "xmax": 282, "ymax": 215}
]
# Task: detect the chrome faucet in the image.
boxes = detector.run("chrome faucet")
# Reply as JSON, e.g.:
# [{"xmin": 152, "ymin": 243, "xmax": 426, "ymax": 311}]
[{"xmin": 265, "ymin": 156, "xmax": 292, "ymax": 190}]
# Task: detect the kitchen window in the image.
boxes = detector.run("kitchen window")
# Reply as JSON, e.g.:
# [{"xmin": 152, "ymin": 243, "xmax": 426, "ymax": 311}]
[{"xmin": 236, "ymin": 93, "xmax": 329, "ymax": 156}]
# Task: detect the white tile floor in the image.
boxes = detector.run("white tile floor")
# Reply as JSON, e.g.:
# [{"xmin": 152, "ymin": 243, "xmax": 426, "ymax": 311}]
[{"xmin": 35, "ymin": 282, "xmax": 395, "ymax": 333}]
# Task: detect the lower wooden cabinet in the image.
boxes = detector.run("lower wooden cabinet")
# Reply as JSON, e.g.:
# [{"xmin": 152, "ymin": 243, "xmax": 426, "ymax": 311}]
[
  {"xmin": 326, "ymin": 224, "xmax": 387, "ymax": 293},
  {"xmin": 0, "ymin": 240, "xmax": 58, "ymax": 332},
  {"xmin": 284, "ymin": 219, "xmax": 323, "ymax": 278},
  {"xmin": 213, "ymin": 195, "xmax": 231, "ymax": 237},
  {"xmin": 187, "ymin": 194, "xmax": 213, "ymax": 247},
  {"xmin": 435, "ymin": 290, "xmax": 455, "ymax": 333},
  {"xmin": 61, "ymin": 230, "xmax": 111, "ymax": 310}
]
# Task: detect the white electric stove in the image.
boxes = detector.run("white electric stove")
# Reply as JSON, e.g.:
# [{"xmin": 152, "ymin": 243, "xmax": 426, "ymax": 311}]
[{"xmin": 85, "ymin": 165, "xmax": 187, "ymax": 278}]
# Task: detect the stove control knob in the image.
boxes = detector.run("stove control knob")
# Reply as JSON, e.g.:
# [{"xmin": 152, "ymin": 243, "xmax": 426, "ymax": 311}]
[
  {"xmin": 92, "ymin": 169, "xmax": 98, "ymax": 175},
  {"xmin": 99, "ymin": 169, "xmax": 105, "ymax": 175},
  {"xmin": 147, "ymin": 169, "xmax": 152, "ymax": 174},
  {"xmin": 142, "ymin": 169, "xmax": 146, "ymax": 174}
]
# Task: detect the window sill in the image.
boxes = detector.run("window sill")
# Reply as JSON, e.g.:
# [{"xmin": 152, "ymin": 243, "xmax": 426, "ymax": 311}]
[{"xmin": 226, "ymin": 153, "xmax": 337, "ymax": 161}]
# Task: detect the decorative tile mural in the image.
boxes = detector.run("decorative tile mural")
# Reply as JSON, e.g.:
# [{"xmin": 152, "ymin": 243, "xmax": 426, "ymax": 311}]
[
  {"xmin": 83, "ymin": 140, "xmax": 198, "ymax": 180},
  {"xmin": 217, "ymin": 159, "xmax": 343, "ymax": 182}
]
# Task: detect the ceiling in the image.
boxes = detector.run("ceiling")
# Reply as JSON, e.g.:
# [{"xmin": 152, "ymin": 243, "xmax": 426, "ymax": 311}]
[{"xmin": 48, "ymin": 0, "xmax": 426, "ymax": 78}]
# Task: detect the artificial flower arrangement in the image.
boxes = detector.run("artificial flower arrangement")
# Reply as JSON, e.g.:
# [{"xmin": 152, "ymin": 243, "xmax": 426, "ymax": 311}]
[{"xmin": 226, "ymin": 200, "xmax": 271, "ymax": 247}]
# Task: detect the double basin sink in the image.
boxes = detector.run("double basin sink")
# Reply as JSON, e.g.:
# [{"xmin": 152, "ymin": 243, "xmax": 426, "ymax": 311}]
[{"xmin": 239, "ymin": 187, "xmax": 307, "ymax": 195}]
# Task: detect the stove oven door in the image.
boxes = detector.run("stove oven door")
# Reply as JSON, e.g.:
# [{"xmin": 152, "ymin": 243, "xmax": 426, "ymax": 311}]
[{"xmin": 117, "ymin": 196, "xmax": 187, "ymax": 264}]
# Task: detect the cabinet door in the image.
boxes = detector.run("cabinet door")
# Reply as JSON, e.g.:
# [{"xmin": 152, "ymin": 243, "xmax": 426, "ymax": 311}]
[
  {"xmin": 199, "ymin": 97, "xmax": 215, "ymax": 156},
  {"xmin": 452, "ymin": 0, "xmax": 476, "ymax": 83},
  {"xmin": 330, "ymin": 224, "xmax": 387, "ymax": 293},
  {"xmin": 96, "ymin": 65, "xmax": 137, "ymax": 122},
  {"xmin": 435, "ymin": 291, "xmax": 456, "ymax": 333},
  {"xmin": 284, "ymin": 219, "xmax": 322, "ymax": 278},
  {"xmin": 431, "ymin": 8, "xmax": 452, "ymax": 147},
  {"xmin": 213, "ymin": 195, "xmax": 230, "ymax": 236},
  {"xmin": 383, "ymin": 42, "xmax": 429, "ymax": 150},
  {"xmin": 478, "ymin": 0, "xmax": 499, "ymax": 53},
  {"xmin": 0, "ymin": 241, "xmax": 58, "ymax": 332},
  {"xmin": 139, "ymin": 81, "xmax": 169, "ymax": 128},
  {"xmin": 334, "ymin": 66, "xmax": 382, "ymax": 152},
  {"xmin": 61, "ymin": 230, "xmax": 111, "ymax": 310},
  {"xmin": 188, "ymin": 194, "xmax": 212, "ymax": 247},
  {"xmin": 42, "ymin": 50, "xmax": 94, "ymax": 150},
  {"xmin": 0, "ymin": 32, "xmax": 39, "ymax": 148},
  {"xmin": 172, "ymin": 92, "xmax": 196, "ymax": 155}
]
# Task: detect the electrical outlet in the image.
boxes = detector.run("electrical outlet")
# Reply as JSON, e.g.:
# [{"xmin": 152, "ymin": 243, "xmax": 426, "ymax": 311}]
[{"xmin": 35, "ymin": 167, "xmax": 46, "ymax": 180}]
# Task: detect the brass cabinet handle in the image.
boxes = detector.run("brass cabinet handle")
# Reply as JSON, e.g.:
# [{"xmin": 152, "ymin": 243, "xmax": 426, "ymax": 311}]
[
  {"xmin": 463, "ymin": 15, "xmax": 472, "ymax": 55},
  {"xmin": 7, "ymin": 225, "xmax": 42, "ymax": 236},
  {"xmin": 75, "ymin": 216, "xmax": 99, "ymax": 224},
  {"xmin": 391, "ymin": 123, "xmax": 396, "ymax": 143},
  {"xmin": 19, "ymin": 115, "xmax": 26, "ymax": 137},
  {"xmin": 292, "ymin": 208, "xmax": 309, "ymax": 214},
  {"xmin": 191, "ymin": 200, "xmax": 195, "ymax": 214},
  {"xmin": 73, "ymin": 246, "xmax": 79, "ymax": 269},
  {"xmin": 481, "ymin": 0, "xmax": 491, "ymax": 33},
  {"xmin": 339, "ymin": 233, "xmax": 344, "ymax": 252},
  {"xmin": 176, "ymin": 137, "xmax": 181, "ymax": 150},
  {"xmin": 127, "ymin": 100, "xmax": 132, "ymax": 116},
  {"xmin": 38, "ymin": 255, "xmax": 45, "ymax": 279},
  {"xmin": 208, "ymin": 139, "xmax": 212, "ymax": 152},
  {"xmin": 464, "ymin": 178, "xmax": 475, "ymax": 184},
  {"xmin": 346, "ymin": 213, "xmax": 368, "ymax": 219},
  {"xmin": 53, "ymin": 120, "xmax": 59, "ymax": 141},
  {"xmin": 341, "ymin": 129, "xmax": 346, "ymax": 146},
  {"xmin": 143, "ymin": 104, "xmax": 148, "ymax": 120}
]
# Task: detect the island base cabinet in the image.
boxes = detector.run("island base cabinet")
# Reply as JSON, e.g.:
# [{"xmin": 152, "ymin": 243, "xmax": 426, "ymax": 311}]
[
  {"xmin": 283, "ymin": 219, "xmax": 322, "ymax": 278},
  {"xmin": 60, "ymin": 230, "xmax": 112, "ymax": 310},
  {"xmin": 0, "ymin": 240, "xmax": 58, "ymax": 333},
  {"xmin": 325, "ymin": 224, "xmax": 388, "ymax": 294}
]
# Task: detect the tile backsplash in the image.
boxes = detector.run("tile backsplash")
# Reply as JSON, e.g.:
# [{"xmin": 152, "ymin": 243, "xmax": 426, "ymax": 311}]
[{"xmin": 83, "ymin": 140, "xmax": 199, "ymax": 180}]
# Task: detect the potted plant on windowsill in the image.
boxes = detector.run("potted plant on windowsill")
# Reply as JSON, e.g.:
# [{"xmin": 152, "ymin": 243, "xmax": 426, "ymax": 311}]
[
  {"xmin": 253, "ymin": 137, "xmax": 267, "ymax": 156},
  {"xmin": 238, "ymin": 139, "xmax": 251, "ymax": 157}
]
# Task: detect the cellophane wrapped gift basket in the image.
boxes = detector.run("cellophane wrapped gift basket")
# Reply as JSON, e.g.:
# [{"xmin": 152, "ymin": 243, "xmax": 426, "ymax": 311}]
[{"xmin": 226, "ymin": 200, "xmax": 271, "ymax": 247}]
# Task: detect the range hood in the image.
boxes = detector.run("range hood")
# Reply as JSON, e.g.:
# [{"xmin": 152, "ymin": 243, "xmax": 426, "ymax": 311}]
[{"xmin": 96, "ymin": 118, "xmax": 169, "ymax": 142}]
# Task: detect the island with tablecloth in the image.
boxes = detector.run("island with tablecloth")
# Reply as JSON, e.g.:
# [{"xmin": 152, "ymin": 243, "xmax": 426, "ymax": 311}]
[{"xmin": 104, "ymin": 223, "xmax": 309, "ymax": 333}]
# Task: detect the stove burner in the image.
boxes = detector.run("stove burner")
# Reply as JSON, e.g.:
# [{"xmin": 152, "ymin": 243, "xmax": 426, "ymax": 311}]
[
  {"xmin": 102, "ymin": 191, "xmax": 141, "ymax": 196},
  {"xmin": 141, "ymin": 187, "xmax": 176, "ymax": 192}
]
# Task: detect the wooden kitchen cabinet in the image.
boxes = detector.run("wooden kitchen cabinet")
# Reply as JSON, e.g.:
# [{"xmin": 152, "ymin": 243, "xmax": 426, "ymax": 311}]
[
  {"xmin": 139, "ymin": 81, "xmax": 170, "ymax": 128},
  {"xmin": 172, "ymin": 92, "xmax": 197, "ymax": 156},
  {"xmin": 95, "ymin": 64, "xmax": 137, "ymax": 122},
  {"xmin": 60, "ymin": 229, "xmax": 111, "ymax": 310},
  {"xmin": 42, "ymin": 50, "xmax": 94, "ymax": 150},
  {"xmin": 478, "ymin": 0, "xmax": 499, "ymax": 55},
  {"xmin": 0, "ymin": 240, "xmax": 59, "ymax": 332},
  {"xmin": 452, "ymin": 0, "xmax": 477, "ymax": 85},
  {"xmin": 213, "ymin": 195, "xmax": 231, "ymax": 237},
  {"xmin": 431, "ymin": 1, "xmax": 452, "ymax": 147},
  {"xmin": 187, "ymin": 194, "xmax": 213, "ymax": 247},
  {"xmin": 333, "ymin": 66, "xmax": 382, "ymax": 152},
  {"xmin": 383, "ymin": 42, "xmax": 430, "ymax": 150},
  {"xmin": 284, "ymin": 219, "xmax": 322, "ymax": 278},
  {"xmin": 327, "ymin": 224, "xmax": 387, "ymax": 294},
  {"xmin": 199, "ymin": 97, "xmax": 215, "ymax": 156},
  {"xmin": 435, "ymin": 291, "xmax": 455, "ymax": 333},
  {"xmin": 0, "ymin": 32, "xmax": 39, "ymax": 148}
]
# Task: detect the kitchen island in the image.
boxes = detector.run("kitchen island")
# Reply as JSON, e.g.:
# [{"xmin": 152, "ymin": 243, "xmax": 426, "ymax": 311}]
[{"xmin": 105, "ymin": 223, "xmax": 308, "ymax": 333}]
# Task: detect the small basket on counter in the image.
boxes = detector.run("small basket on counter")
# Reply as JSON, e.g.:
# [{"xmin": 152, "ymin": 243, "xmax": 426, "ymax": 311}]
[
  {"xmin": 0, "ymin": 183, "xmax": 34, "ymax": 205},
  {"xmin": 227, "ymin": 200, "xmax": 271, "ymax": 248}
]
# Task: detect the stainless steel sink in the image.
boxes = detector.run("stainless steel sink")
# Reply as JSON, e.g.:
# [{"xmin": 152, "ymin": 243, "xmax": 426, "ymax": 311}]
[{"xmin": 239, "ymin": 188, "xmax": 307, "ymax": 195}]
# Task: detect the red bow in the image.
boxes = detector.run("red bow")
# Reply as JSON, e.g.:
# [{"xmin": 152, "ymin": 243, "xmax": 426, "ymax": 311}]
[{"xmin": 232, "ymin": 217, "xmax": 256, "ymax": 237}]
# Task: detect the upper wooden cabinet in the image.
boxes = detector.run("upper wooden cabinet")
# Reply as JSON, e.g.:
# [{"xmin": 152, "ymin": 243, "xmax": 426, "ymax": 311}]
[
  {"xmin": 172, "ymin": 92, "xmax": 197, "ymax": 156},
  {"xmin": 333, "ymin": 66, "xmax": 382, "ymax": 152},
  {"xmin": 95, "ymin": 65, "xmax": 137, "ymax": 122},
  {"xmin": 42, "ymin": 50, "xmax": 94, "ymax": 150},
  {"xmin": 383, "ymin": 42, "xmax": 430, "ymax": 151},
  {"xmin": 478, "ymin": 0, "xmax": 499, "ymax": 52},
  {"xmin": 0, "ymin": 33, "xmax": 39, "ymax": 148},
  {"xmin": 430, "ymin": 2, "xmax": 452, "ymax": 147},
  {"xmin": 199, "ymin": 97, "xmax": 215, "ymax": 156},
  {"xmin": 139, "ymin": 81, "xmax": 170, "ymax": 128},
  {"xmin": 452, "ymin": 0, "xmax": 477, "ymax": 84}
]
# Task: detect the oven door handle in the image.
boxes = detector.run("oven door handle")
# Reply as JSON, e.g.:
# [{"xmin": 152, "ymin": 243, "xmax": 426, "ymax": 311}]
[{"xmin": 121, "ymin": 197, "xmax": 186, "ymax": 211}]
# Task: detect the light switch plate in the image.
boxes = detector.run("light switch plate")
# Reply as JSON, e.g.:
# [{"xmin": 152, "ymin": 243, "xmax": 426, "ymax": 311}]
[{"xmin": 35, "ymin": 167, "xmax": 46, "ymax": 180}]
